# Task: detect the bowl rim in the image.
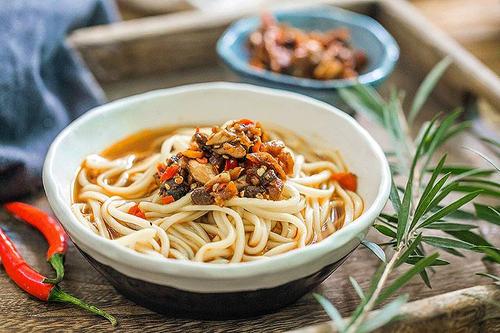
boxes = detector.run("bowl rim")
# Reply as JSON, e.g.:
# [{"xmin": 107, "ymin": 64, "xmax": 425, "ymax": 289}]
[
  {"xmin": 216, "ymin": 6, "xmax": 400, "ymax": 89},
  {"xmin": 43, "ymin": 82, "xmax": 391, "ymax": 280}
]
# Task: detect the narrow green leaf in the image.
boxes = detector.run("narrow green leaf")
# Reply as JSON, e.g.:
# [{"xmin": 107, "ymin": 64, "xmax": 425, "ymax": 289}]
[
  {"xmin": 418, "ymin": 190, "xmax": 482, "ymax": 229},
  {"xmin": 367, "ymin": 263, "xmax": 387, "ymax": 298},
  {"xmin": 362, "ymin": 240, "xmax": 387, "ymax": 263},
  {"xmin": 439, "ymin": 247, "xmax": 465, "ymax": 257},
  {"xmin": 339, "ymin": 86, "xmax": 384, "ymax": 124},
  {"xmin": 479, "ymin": 137, "xmax": 500, "ymax": 150},
  {"xmin": 401, "ymin": 118, "xmax": 440, "ymax": 240},
  {"xmin": 431, "ymin": 165, "xmax": 495, "ymax": 176},
  {"xmin": 409, "ymin": 57, "xmax": 452, "ymax": 124},
  {"xmin": 472, "ymin": 246, "xmax": 500, "ymax": 263},
  {"xmin": 377, "ymin": 253, "xmax": 439, "ymax": 303},
  {"xmin": 397, "ymin": 168, "xmax": 413, "ymax": 245},
  {"xmin": 424, "ymin": 154, "xmax": 447, "ymax": 186},
  {"xmin": 380, "ymin": 213, "xmax": 399, "ymax": 223},
  {"xmin": 353, "ymin": 84, "xmax": 386, "ymax": 115},
  {"xmin": 453, "ymin": 184, "xmax": 500, "ymax": 197},
  {"xmin": 405, "ymin": 256, "xmax": 450, "ymax": 266},
  {"xmin": 463, "ymin": 146, "xmax": 500, "ymax": 172},
  {"xmin": 396, "ymin": 233, "xmax": 423, "ymax": 267},
  {"xmin": 424, "ymin": 222, "xmax": 477, "ymax": 231},
  {"xmin": 440, "ymin": 207, "xmax": 477, "ymax": 220},
  {"xmin": 446, "ymin": 230, "xmax": 492, "ymax": 247},
  {"xmin": 460, "ymin": 178, "xmax": 500, "ymax": 189},
  {"xmin": 358, "ymin": 295, "xmax": 408, "ymax": 333},
  {"xmin": 349, "ymin": 276, "xmax": 365, "ymax": 300},
  {"xmin": 415, "ymin": 155, "xmax": 447, "ymax": 213},
  {"xmin": 422, "ymin": 236, "xmax": 473, "ymax": 250},
  {"xmin": 474, "ymin": 203, "xmax": 500, "ymax": 225},
  {"xmin": 412, "ymin": 172, "xmax": 451, "ymax": 228},
  {"xmin": 374, "ymin": 224, "xmax": 397, "ymax": 238},
  {"xmin": 423, "ymin": 182, "xmax": 459, "ymax": 215},
  {"xmin": 476, "ymin": 272, "xmax": 500, "ymax": 283},
  {"xmin": 386, "ymin": 88, "xmax": 407, "ymax": 146},
  {"xmin": 378, "ymin": 214, "xmax": 398, "ymax": 228},
  {"xmin": 419, "ymin": 269, "xmax": 432, "ymax": 288},
  {"xmin": 389, "ymin": 178, "xmax": 402, "ymax": 212},
  {"xmin": 313, "ymin": 294, "xmax": 346, "ymax": 332},
  {"xmin": 349, "ymin": 263, "xmax": 388, "ymax": 322},
  {"xmin": 422, "ymin": 110, "xmax": 462, "ymax": 158},
  {"xmin": 437, "ymin": 121, "xmax": 472, "ymax": 147},
  {"xmin": 453, "ymin": 168, "xmax": 498, "ymax": 183}
]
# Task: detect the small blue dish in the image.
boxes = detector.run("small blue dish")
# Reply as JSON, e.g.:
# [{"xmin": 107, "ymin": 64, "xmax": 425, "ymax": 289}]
[{"xmin": 216, "ymin": 6, "xmax": 399, "ymax": 105}]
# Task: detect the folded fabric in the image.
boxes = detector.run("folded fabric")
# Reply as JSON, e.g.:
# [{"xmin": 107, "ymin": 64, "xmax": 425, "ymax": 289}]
[{"xmin": 0, "ymin": 0, "xmax": 118, "ymax": 201}]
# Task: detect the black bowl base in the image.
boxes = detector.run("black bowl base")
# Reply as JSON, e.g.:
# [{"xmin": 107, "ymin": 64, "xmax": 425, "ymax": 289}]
[{"xmin": 80, "ymin": 250, "xmax": 353, "ymax": 320}]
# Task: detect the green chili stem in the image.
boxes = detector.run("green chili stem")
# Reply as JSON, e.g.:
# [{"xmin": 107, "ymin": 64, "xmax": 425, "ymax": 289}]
[
  {"xmin": 44, "ymin": 254, "xmax": 65, "ymax": 284},
  {"xmin": 49, "ymin": 286, "xmax": 117, "ymax": 326}
]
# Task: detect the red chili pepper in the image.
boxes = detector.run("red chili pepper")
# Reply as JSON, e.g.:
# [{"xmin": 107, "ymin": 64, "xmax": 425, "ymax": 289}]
[
  {"xmin": 160, "ymin": 165, "xmax": 179, "ymax": 182},
  {"xmin": 252, "ymin": 138, "xmax": 262, "ymax": 153},
  {"xmin": 331, "ymin": 172, "xmax": 358, "ymax": 192},
  {"xmin": 128, "ymin": 204, "xmax": 146, "ymax": 219},
  {"xmin": 4, "ymin": 202, "xmax": 68, "ymax": 284},
  {"xmin": 0, "ymin": 227, "xmax": 116, "ymax": 325},
  {"xmin": 238, "ymin": 119, "xmax": 254, "ymax": 125},
  {"xmin": 161, "ymin": 195, "xmax": 175, "ymax": 205},
  {"xmin": 224, "ymin": 159, "xmax": 239, "ymax": 171}
]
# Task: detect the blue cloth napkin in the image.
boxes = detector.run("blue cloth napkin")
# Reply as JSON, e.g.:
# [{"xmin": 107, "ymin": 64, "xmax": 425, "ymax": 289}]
[{"xmin": 0, "ymin": 1, "xmax": 118, "ymax": 201}]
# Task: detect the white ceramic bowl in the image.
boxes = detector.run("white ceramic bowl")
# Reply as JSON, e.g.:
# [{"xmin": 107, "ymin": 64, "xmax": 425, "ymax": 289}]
[{"xmin": 43, "ymin": 82, "xmax": 390, "ymax": 318}]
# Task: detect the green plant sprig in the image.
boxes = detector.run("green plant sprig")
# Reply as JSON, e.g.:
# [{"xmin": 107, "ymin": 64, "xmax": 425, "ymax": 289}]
[{"xmin": 315, "ymin": 58, "xmax": 500, "ymax": 333}]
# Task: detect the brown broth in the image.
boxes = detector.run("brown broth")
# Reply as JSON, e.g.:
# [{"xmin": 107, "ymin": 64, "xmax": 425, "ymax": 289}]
[
  {"xmin": 100, "ymin": 127, "xmax": 178, "ymax": 159},
  {"xmin": 72, "ymin": 123, "xmax": 355, "ymax": 248}
]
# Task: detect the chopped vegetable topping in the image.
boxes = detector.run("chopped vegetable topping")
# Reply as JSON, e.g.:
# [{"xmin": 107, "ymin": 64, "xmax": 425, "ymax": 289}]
[
  {"xmin": 331, "ymin": 172, "xmax": 358, "ymax": 192},
  {"xmin": 161, "ymin": 195, "xmax": 175, "ymax": 205},
  {"xmin": 182, "ymin": 150, "xmax": 204, "ymax": 159},
  {"xmin": 224, "ymin": 159, "xmax": 239, "ymax": 171},
  {"xmin": 159, "ymin": 165, "xmax": 179, "ymax": 182},
  {"xmin": 128, "ymin": 204, "xmax": 146, "ymax": 219},
  {"xmin": 156, "ymin": 119, "xmax": 295, "ymax": 206}
]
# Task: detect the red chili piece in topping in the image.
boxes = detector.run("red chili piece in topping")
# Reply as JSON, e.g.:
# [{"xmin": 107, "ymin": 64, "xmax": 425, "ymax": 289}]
[
  {"xmin": 161, "ymin": 195, "xmax": 175, "ymax": 205},
  {"xmin": 160, "ymin": 165, "xmax": 179, "ymax": 182},
  {"xmin": 128, "ymin": 204, "xmax": 146, "ymax": 219},
  {"xmin": 331, "ymin": 172, "xmax": 358, "ymax": 192},
  {"xmin": 224, "ymin": 159, "xmax": 239, "ymax": 171}
]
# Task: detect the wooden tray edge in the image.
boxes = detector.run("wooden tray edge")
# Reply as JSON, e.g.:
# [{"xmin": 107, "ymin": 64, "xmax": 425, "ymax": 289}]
[{"xmin": 67, "ymin": 0, "xmax": 500, "ymax": 109}]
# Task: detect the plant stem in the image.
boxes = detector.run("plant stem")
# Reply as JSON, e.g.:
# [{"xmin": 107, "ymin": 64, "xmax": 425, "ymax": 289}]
[{"xmin": 345, "ymin": 246, "xmax": 405, "ymax": 333}]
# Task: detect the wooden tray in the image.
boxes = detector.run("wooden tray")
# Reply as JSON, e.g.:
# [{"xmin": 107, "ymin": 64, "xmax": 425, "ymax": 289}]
[{"xmin": 0, "ymin": 0, "xmax": 498, "ymax": 332}]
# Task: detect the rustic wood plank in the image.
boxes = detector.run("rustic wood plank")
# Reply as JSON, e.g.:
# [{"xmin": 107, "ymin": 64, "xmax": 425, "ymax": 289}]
[
  {"xmin": 411, "ymin": 0, "xmax": 500, "ymax": 75},
  {"xmin": 68, "ymin": 0, "xmax": 374, "ymax": 83},
  {"xmin": 1, "ymin": 188, "xmax": 497, "ymax": 332},
  {"xmin": 1, "ymin": 66, "xmax": 498, "ymax": 330},
  {"xmin": 291, "ymin": 285, "xmax": 500, "ymax": 333},
  {"xmin": 68, "ymin": 0, "xmax": 500, "ymax": 110},
  {"xmin": 377, "ymin": 0, "xmax": 500, "ymax": 110}
]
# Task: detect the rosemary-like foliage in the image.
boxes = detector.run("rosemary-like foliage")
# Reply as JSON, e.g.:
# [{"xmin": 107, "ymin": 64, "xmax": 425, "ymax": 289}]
[{"xmin": 314, "ymin": 58, "xmax": 500, "ymax": 333}]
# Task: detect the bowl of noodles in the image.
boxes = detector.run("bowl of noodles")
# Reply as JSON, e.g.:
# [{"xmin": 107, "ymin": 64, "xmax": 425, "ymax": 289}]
[{"xmin": 43, "ymin": 82, "xmax": 391, "ymax": 318}]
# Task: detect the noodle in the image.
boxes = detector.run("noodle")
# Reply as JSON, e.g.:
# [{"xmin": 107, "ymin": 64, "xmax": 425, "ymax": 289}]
[{"xmin": 72, "ymin": 120, "xmax": 364, "ymax": 263}]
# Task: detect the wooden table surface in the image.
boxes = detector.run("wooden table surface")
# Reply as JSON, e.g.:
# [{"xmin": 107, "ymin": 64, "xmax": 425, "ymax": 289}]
[
  {"xmin": 412, "ymin": 0, "xmax": 500, "ymax": 75},
  {"xmin": 1, "ymin": 66, "xmax": 498, "ymax": 332},
  {"xmin": 1, "ymin": 1, "xmax": 499, "ymax": 330}
]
